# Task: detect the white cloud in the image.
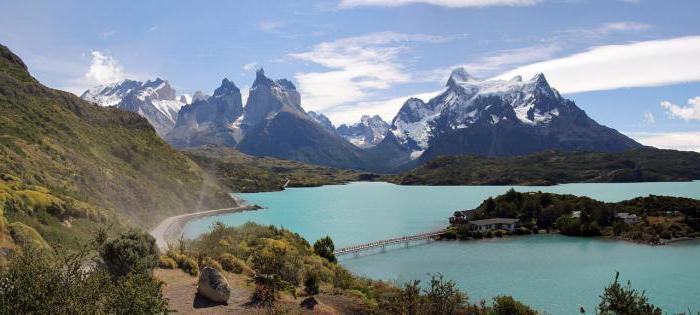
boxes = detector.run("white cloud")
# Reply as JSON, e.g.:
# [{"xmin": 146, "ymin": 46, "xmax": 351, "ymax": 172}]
[
  {"xmin": 62, "ymin": 51, "xmax": 143, "ymax": 95},
  {"xmin": 84, "ymin": 51, "xmax": 125, "ymax": 86},
  {"xmin": 495, "ymin": 36, "xmax": 700, "ymax": 94},
  {"xmin": 242, "ymin": 62, "xmax": 258, "ymax": 72},
  {"xmin": 596, "ymin": 22, "xmax": 651, "ymax": 33},
  {"xmin": 322, "ymin": 90, "xmax": 442, "ymax": 124},
  {"xmin": 339, "ymin": 0, "xmax": 541, "ymax": 8},
  {"xmin": 643, "ymin": 111, "xmax": 655, "ymax": 124},
  {"xmin": 290, "ymin": 31, "xmax": 452, "ymax": 112},
  {"xmin": 627, "ymin": 131, "xmax": 700, "ymax": 152},
  {"xmin": 661, "ymin": 97, "xmax": 700, "ymax": 121}
]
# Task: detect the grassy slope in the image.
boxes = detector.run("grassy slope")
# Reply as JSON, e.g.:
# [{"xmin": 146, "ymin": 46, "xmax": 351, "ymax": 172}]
[
  {"xmin": 185, "ymin": 145, "xmax": 380, "ymax": 193},
  {"xmin": 393, "ymin": 148, "xmax": 700, "ymax": 186},
  {"xmin": 0, "ymin": 44, "xmax": 234, "ymax": 233}
]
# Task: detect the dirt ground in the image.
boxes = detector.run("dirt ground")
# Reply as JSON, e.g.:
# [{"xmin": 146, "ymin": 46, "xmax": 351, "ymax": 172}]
[{"xmin": 154, "ymin": 268, "xmax": 369, "ymax": 314}]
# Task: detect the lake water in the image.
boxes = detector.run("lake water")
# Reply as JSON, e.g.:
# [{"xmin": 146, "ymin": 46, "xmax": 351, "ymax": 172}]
[{"xmin": 183, "ymin": 181, "xmax": 700, "ymax": 313}]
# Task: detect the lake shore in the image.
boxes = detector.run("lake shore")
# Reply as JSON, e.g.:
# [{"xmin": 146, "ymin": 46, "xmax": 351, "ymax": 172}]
[{"xmin": 150, "ymin": 196, "xmax": 260, "ymax": 250}]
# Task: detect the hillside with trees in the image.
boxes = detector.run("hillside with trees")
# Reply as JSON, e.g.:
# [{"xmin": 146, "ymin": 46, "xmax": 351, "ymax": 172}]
[
  {"xmin": 394, "ymin": 148, "xmax": 700, "ymax": 186},
  {"xmin": 447, "ymin": 190, "xmax": 700, "ymax": 244}
]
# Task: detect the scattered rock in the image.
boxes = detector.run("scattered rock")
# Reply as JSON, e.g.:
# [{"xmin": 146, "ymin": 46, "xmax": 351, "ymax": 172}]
[
  {"xmin": 197, "ymin": 266, "xmax": 231, "ymax": 303},
  {"xmin": 300, "ymin": 296, "xmax": 318, "ymax": 309}
]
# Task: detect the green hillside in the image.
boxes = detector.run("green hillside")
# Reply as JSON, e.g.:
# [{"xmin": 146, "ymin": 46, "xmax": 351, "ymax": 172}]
[
  {"xmin": 0, "ymin": 44, "xmax": 234, "ymax": 234},
  {"xmin": 393, "ymin": 148, "xmax": 700, "ymax": 186},
  {"xmin": 186, "ymin": 145, "xmax": 379, "ymax": 192}
]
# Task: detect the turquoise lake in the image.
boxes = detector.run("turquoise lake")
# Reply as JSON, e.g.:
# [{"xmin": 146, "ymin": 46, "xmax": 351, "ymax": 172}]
[{"xmin": 183, "ymin": 181, "xmax": 700, "ymax": 314}]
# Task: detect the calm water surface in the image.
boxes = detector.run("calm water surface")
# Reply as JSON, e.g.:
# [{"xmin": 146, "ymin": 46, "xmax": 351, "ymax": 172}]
[{"xmin": 184, "ymin": 181, "xmax": 700, "ymax": 313}]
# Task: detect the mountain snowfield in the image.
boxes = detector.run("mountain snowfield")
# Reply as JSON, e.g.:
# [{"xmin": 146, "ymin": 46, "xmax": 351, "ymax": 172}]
[
  {"xmin": 337, "ymin": 115, "xmax": 390, "ymax": 148},
  {"xmin": 82, "ymin": 67, "xmax": 640, "ymax": 171},
  {"xmin": 81, "ymin": 78, "xmax": 186, "ymax": 136}
]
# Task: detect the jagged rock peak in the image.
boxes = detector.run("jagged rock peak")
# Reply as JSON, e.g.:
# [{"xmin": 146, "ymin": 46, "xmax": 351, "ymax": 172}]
[
  {"xmin": 214, "ymin": 78, "xmax": 240, "ymax": 96},
  {"xmin": 253, "ymin": 68, "xmax": 274, "ymax": 87}
]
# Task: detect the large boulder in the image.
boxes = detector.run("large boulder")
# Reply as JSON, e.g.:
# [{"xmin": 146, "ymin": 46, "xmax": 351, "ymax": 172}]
[{"xmin": 197, "ymin": 266, "xmax": 231, "ymax": 303}]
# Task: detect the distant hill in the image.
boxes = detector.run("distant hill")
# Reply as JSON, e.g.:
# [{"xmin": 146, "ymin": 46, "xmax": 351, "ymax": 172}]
[
  {"xmin": 185, "ymin": 145, "xmax": 378, "ymax": 193},
  {"xmin": 0, "ymin": 44, "xmax": 234, "ymax": 230},
  {"xmin": 393, "ymin": 148, "xmax": 700, "ymax": 186}
]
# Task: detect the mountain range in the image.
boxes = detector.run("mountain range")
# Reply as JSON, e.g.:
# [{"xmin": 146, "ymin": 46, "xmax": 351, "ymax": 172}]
[
  {"xmin": 81, "ymin": 78, "xmax": 185, "ymax": 136},
  {"xmin": 83, "ymin": 67, "xmax": 641, "ymax": 172}
]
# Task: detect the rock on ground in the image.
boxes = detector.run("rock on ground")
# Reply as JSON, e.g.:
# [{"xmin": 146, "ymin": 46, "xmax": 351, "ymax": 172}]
[{"xmin": 197, "ymin": 266, "xmax": 231, "ymax": 303}]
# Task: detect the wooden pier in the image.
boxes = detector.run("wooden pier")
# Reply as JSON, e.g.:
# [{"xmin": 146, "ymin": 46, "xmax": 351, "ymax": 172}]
[{"xmin": 334, "ymin": 229, "xmax": 445, "ymax": 256}]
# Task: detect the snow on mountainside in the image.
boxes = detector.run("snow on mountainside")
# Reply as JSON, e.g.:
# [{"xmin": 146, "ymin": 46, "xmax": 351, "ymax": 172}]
[
  {"xmin": 81, "ymin": 79, "xmax": 142, "ymax": 107},
  {"xmin": 337, "ymin": 115, "xmax": 390, "ymax": 148},
  {"xmin": 308, "ymin": 111, "xmax": 335, "ymax": 132},
  {"xmin": 388, "ymin": 67, "xmax": 640, "ymax": 161},
  {"xmin": 82, "ymin": 79, "xmax": 186, "ymax": 136}
]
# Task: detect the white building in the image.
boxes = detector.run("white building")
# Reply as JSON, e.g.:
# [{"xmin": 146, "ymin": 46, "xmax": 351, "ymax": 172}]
[{"xmin": 468, "ymin": 218, "xmax": 519, "ymax": 232}]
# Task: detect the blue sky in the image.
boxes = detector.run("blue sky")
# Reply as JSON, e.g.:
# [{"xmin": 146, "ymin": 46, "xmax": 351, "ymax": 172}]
[{"xmin": 1, "ymin": 0, "xmax": 699, "ymax": 150}]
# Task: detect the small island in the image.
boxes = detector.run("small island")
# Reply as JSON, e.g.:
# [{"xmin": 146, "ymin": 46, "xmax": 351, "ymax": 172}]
[{"xmin": 444, "ymin": 189, "xmax": 700, "ymax": 245}]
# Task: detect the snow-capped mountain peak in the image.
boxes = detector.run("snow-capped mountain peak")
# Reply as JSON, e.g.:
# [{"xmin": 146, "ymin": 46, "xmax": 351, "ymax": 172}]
[
  {"xmin": 81, "ymin": 78, "xmax": 185, "ymax": 136},
  {"xmin": 337, "ymin": 114, "xmax": 390, "ymax": 148},
  {"xmin": 446, "ymin": 67, "xmax": 477, "ymax": 87},
  {"xmin": 389, "ymin": 70, "xmax": 575, "ymax": 158},
  {"xmin": 81, "ymin": 79, "xmax": 142, "ymax": 107}
]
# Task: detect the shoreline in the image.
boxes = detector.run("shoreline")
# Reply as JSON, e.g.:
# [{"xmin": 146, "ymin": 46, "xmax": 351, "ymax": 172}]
[{"xmin": 150, "ymin": 197, "xmax": 260, "ymax": 250}]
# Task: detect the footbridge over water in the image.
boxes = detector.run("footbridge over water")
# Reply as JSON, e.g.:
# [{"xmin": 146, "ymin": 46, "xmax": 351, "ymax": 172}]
[{"xmin": 334, "ymin": 229, "xmax": 446, "ymax": 256}]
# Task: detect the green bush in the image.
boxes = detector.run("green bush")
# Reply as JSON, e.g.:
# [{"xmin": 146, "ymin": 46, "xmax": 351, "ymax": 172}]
[
  {"xmin": 492, "ymin": 295, "xmax": 538, "ymax": 315},
  {"xmin": 157, "ymin": 256, "xmax": 177, "ymax": 269},
  {"xmin": 99, "ymin": 229, "xmax": 159, "ymax": 278},
  {"xmin": 219, "ymin": 253, "xmax": 251, "ymax": 274},
  {"xmin": 598, "ymin": 272, "xmax": 661, "ymax": 315},
  {"xmin": 313, "ymin": 236, "xmax": 336, "ymax": 263},
  {"xmin": 201, "ymin": 256, "xmax": 223, "ymax": 272},
  {"xmin": 180, "ymin": 257, "xmax": 199, "ymax": 276},
  {"xmin": 0, "ymin": 238, "xmax": 168, "ymax": 314}
]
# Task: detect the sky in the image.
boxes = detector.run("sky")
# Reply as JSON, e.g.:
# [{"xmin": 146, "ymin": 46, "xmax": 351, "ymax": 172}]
[{"xmin": 1, "ymin": 0, "xmax": 699, "ymax": 151}]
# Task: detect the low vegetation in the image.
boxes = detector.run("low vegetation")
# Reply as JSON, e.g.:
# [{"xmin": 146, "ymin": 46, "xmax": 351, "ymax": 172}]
[
  {"xmin": 0, "ymin": 229, "xmax": 168, "ymax": 314},
  {"xmin": 185, "ymin": 145, "xmax": 380, "ymax": 192},
  {"xmin": 166, "ymin": 221, "xmax": 548, "ymax": 313},
  {"xmin": 447, "ymin": 189, "xmax": 700, "ymax": 244},
  {"xmin": 394, "ymin": 148, "xmax": 700, "ymax": 186}
]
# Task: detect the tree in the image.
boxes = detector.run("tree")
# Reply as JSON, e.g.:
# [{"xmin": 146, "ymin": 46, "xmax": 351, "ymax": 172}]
[
  {"xmin": 313, "ymin": 236, "xmax": 336, "ymax": 263},
  {"xmin": 598, "ymin": 272, "xmax": 662, "ymax": 315},
  {"xmin": 99, "ymin": 229, "xmax": 159, "ymax": 278},
  {"xmin": 423, "ymin": 273, "xmax": 468, "ymax": 315}
]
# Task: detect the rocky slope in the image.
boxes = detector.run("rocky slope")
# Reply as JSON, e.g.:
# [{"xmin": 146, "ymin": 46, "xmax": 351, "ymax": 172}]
[{"xmin": 165, "ymin": 78, "xmax": 244, "ymax": 148}]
